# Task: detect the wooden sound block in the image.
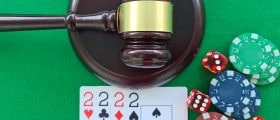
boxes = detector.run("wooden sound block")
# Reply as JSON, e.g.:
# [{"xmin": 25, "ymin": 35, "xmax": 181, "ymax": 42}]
[{"xmin": 68, "ymin": 0, "xmax": 204, "ymax": 87}]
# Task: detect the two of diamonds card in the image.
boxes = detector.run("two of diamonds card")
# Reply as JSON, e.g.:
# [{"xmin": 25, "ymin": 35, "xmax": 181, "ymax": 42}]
[{"xmin": 80, "ymin": 86, "xmax": 188, "ymax": 120}]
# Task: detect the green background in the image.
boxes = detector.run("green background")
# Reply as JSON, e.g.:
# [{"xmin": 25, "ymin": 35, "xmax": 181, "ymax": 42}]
[{"xmin": 0, "ymin": 0, "xmax": 279, "ymax": 119}]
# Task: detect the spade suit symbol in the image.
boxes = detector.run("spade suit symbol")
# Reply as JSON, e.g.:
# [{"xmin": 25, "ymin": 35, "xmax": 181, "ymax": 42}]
[
  {"xmin": 99, "ymin": 109, "xmax": 109, "ymax": 120},
  {"xmin": 129, "ymin": 111, "xmax": 139, "ymax": 120},
  {"xmin": 152, "ymin": 108, "xmax": 161, "ymax": 118}
]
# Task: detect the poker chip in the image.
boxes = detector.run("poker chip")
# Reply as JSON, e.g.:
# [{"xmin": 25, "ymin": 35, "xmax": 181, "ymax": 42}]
[
  {"xmin": 233, "ymin": 98, "xmax": 261, "ymax": 120},
  {"xmin": 209, "ymin": 70, "xmax": 253, "ymax": 115},
  {"xmin": 251, "ymin": 76, "xmax": 279, "ymax": 86},
  {"xmin": 196, "ymin": 112, "xmax": 233, "ymax": 120},
  {"xmin": 251, "ymin": 116, "xmax": 264, "ymax": 120},
  {"xmin": 251, "ymin": 40, "xmax": 280, "ymax": 78},
  {"xmin": 250, "ymin": 40, "xmax": 280, "ymax": 85},
  {"xmin": 250, "ymin": 56, "xmax": 280, "ymax": 85},
  {"xmin": 230, "ymin": 84, "xmax": 261, "ymax": 120},
  {"xmin": 229, "ymin": 33, "xmax": 272, "ymax": 75}
]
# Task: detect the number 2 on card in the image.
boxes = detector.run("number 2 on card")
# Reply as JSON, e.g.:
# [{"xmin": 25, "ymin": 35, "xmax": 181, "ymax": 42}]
[
  {"xmin": 129, "ymin": 92, "xmax": 139, "ymax": 107},
  {"xmin": 83, "ymin": 92, "xmax": 94, "ymax": 106},
  {"xmin": 114, "ymin": 92, "xmax": 124, "ymax": 107},
  {"xmin": 99, "ymin": 91, "xmax": 109, "ymax": 106}
]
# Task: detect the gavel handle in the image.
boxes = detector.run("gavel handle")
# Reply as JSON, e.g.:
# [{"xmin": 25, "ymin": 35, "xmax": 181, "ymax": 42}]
[
  {"xmin": 0, "ymin": 10, "xmax": 116, "ymax": 31},
  {"xmin": 0, "ymin": 16, "xmax": 65, "ymax": 31}
]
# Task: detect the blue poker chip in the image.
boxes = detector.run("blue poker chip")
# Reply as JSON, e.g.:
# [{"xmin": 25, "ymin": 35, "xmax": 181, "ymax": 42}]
[
  {"xmin": 231, "ymin": 84, "xmax": 261, "ymax": 120},
  {"xmin": 233, "ymin": 99, "xmax": 261, "ymax": 120},
  {"xmin": 209, "ymin": 70, "xmax": 253, "ymax": 115}
]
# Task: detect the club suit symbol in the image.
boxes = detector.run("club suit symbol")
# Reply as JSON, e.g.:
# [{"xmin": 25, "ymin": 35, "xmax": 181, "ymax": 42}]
[{"xmin": 99, "ymin": 109, "xmax": 109, "ymax": 120}]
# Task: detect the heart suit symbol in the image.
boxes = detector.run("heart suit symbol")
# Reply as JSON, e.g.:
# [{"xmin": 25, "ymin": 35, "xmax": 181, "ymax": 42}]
[{"xmin": 84, "ymin": 109, "xmax": 93, "ymax": 119}]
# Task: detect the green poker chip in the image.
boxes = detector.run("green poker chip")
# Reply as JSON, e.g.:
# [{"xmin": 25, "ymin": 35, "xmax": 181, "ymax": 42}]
[
  {"xmin": 251, "ymin": 40, "xmax": 280, "ymax": 79},
  {"xmin": 229, "ymin": 33, "xmax": 273, "ymax": 75},
  {"xmin": 250, "ymin": 43, "xmax": 280, "ymax": 85},
  {"xmin": 250, "ymin": 64, "xmax": 280, "ymax": 85}
]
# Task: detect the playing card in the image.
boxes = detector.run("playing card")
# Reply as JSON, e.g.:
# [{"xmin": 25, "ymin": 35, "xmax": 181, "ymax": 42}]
[
  {"xmin": 80, "ymin": 86, "xmax": 188, "ymax": 120},
  {"xmin": 141, "ymin": 105, "xmax": 172, "ymax": 120}
]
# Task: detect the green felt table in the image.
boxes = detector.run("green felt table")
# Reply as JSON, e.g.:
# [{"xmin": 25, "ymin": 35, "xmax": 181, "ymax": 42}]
[{"xmin": 0, "ymin": 0, "xmax": 279, "ymax": 119}]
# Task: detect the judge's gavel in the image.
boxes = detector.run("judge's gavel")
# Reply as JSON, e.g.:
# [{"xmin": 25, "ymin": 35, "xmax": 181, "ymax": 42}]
[{"xmin": 0, "ymin": 0, "xmax": 173, "ymax": 69}]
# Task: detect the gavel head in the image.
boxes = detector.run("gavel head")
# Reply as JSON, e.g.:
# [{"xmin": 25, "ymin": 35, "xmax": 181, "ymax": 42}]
[{"xmin": 117, "ymin": 0, "xmax": 173, "ymax": 68}]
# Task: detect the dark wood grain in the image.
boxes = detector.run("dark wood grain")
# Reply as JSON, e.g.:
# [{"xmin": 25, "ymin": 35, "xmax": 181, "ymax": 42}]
[{"xmin": 69, "ymin": 0, "xmax": 205, "ymax": 88}]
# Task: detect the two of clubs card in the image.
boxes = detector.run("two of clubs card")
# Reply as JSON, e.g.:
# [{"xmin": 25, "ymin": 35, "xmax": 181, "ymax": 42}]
[{"xmin": 80, "ymin": 86, "xmax": 188, "ymax": 120}]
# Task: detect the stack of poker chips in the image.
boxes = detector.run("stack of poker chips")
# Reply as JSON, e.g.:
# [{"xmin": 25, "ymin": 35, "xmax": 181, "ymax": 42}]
[
  {"xmin": 196, "ymin": 112, "xmax": 234, "ymax": 120},
  {"xmin": 192, "ymin": 70, "xmax": 261, "ymax": 120},
  {"xmin": 229, "ymin": 33, "xmax": 280, "ymax": 85},
  {"xmin": 193, "ymin": 33, "xmax": 277, "ymax": 120},
  {"xmin": 209, "ymin": 70, "xmax": 261, "ymax": 120}
]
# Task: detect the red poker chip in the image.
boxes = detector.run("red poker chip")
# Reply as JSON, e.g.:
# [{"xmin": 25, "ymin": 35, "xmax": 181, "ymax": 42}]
[
  {"xmin": 196, "ymin": 112, "xmax": 233, "ymax": 120},
  {"xmin": 251, "ymin": 116, "xmax": 264, "ymax": 120}
]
